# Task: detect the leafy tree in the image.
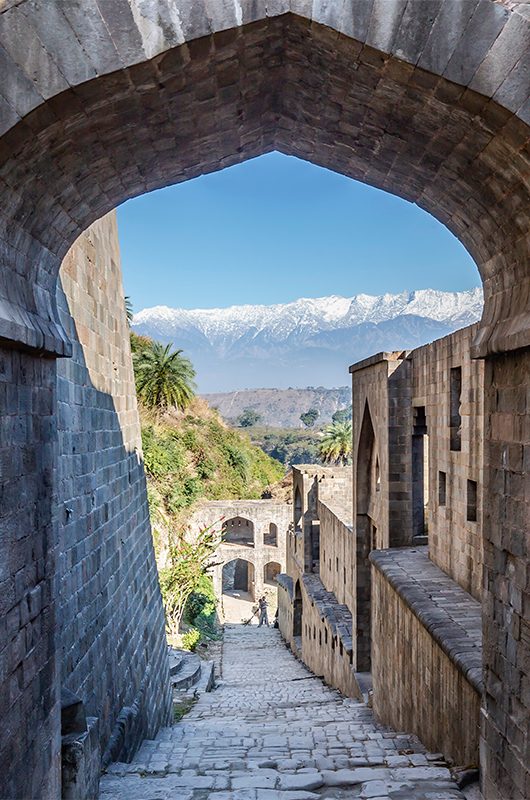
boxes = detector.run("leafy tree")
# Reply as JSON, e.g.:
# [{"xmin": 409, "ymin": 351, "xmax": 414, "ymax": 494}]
[
  {"xmin": 332, "ymin": 405, "xmax": 352, "ymax": 425},
  {"xmin": 130, "ymin": 330, "xmax": 153, "ymax": 356},
  {"xmin": 319, "ymin": 420, "xmax": 352, "ymax": 465},
  {"xmin": 134, "ymin": 341, "xmax": 196, "ymax": 411},
  {"xmin": 238, "ymin": 408, "xmax": 262, "ymax": 427},
  {"xmin": 158, "ymin": 523, "xmax": 223, "ymax": 637},
  {"xmin": 300, "ymin": 408, "xmax": 319, "ymax": 428},
  {"xmin": 124, "ymin": 295, "xmax": 134, "ymax": 325}
]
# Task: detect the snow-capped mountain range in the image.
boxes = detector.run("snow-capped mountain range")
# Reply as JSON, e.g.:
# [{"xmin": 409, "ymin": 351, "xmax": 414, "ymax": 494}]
[{"xmin": 133, "ymin": 288, "xmax": 483, "ymax": 392}]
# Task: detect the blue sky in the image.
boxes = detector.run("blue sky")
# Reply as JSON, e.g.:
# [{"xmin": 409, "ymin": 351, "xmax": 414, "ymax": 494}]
[{"xmin": 117, "ymin": 152, "xmax": 480, "ymax": 312}]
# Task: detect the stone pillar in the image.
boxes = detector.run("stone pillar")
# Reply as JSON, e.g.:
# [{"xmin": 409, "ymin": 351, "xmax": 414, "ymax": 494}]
[
  {"xmin": 0, "ymin": 347, "xmax": 61, "ymax": 799},
  {"xmin": 481, "ymin": 349, "xmax": 529, "ymax": 800}
]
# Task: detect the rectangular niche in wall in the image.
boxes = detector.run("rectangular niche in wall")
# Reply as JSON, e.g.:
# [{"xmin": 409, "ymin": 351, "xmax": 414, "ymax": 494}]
[
  {"xmin": 439, "ymin": 471, "xmax": 447, "ymax": 506},
  {"xmin": 412, "ymin": 406, "xmax": 429, "ymax": 539},
  {"xmin": 450, "ymin": 366, "xmax": 462, "ymax": 451},
  {"xmin": 467, "ymin": 479, "xmax": 478, "ymax": 522}
]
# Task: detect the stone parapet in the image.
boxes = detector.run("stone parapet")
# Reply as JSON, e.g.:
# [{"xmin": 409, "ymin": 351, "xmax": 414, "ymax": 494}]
[
  {"xmin": 370, "ymin": 548, "xmax": 483, "ymax": 692},
  {"xmin": 301, "ymin": 573, "xmax": 353, "ymax": 657},
  {"xmin": 370, "ymin": 547, "xmax": 482, "ymax": 766}
]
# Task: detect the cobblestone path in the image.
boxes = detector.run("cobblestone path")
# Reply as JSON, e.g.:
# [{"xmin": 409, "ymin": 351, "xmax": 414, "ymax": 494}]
[{"xmin": 100, "ymin": 626, "xmax": 467, "ymax": 800}]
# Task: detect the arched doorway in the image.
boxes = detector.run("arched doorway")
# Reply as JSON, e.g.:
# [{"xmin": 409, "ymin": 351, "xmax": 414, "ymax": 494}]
[
  {"xmin": 293, "ymin": 580, "xmax": 304, "ymax": 639},
  {"xmin": 0, "ymin": 5, "xmax": 527, "ymax": 797},
  {"xmin": 294, "ymin": 487, "xmax": 303, "ymax": 532},
  {"xmin": 222, "ymin": 559, "xmax": 255, "ymax": 599},
  {"xmin": 222, "ymin": 516, "xmax": 255, "ymax": 547},
  {"xmin": 355, "ymin": 402, "xmax": 376, "ymax": 673},
  {"xmin": 264, "ymin": 562, "xmax": 281, "ymax": 586},
  {"xmin": 264, "ymin": 523, "xmax": 278, "ymax": 547}
]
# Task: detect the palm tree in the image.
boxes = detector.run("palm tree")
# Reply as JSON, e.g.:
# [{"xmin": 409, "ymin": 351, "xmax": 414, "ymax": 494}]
[
  {"xmin": 319, "ymin": 420, "xmax": 352, "ymax": 466},
  {"xmin": 134, "ymin": 341, "xmax": 196, "ymax": 412},
  {"xmin": 124, "ymin": 295, "xmax": 134, "ymax": 325}
]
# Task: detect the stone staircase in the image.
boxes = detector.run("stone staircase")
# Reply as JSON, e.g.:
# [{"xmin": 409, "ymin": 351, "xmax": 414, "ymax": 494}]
[{"xmin": 168, "ymin": 646, "xmax": 215, "ymax": 703}]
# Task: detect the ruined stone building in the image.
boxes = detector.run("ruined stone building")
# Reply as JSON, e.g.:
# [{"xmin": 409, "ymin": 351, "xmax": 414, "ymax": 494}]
[
  {"xmin": 278, "ymin": 325, "xmax": 487, "ymax": 773},
  {"xmin": 186, "ymin": 500, "xmax": 290, "ymax": 612},
  {"xmin": 0, "ymin": 2, "xmax": 528, "ymax": 799}
]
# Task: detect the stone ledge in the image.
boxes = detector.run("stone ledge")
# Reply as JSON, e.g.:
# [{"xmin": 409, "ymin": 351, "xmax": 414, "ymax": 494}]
[
  {"xmin": 349, "ymin": 350, "xmax": 409, "ymax": 374},
  {"xmin": 0, "ymin": 296, "xmax": 72, "ymax": 357},
  {"xmin": 277, "ymin": 573, "xmax": 294, "ymax": 599},
  {"xmin": 370, "ymin": 547, "xmax": 483, "ymax": 694},
  {"xmin": 302, "ymin": 573, "xmax": 353, "ymax": 654}
]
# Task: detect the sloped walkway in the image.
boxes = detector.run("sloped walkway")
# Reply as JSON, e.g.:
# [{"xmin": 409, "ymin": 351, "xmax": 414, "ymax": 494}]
[{"xmin": 100, "ymin": 626, "xmax": 466, "ymax": 799}]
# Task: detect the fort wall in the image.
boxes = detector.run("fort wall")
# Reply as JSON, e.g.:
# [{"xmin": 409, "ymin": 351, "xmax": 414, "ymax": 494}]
[
  {"xmin": 411, "ymin": 325, "xmax": 484, "ymax": 599},
  {"xmin": 56, "ymin": 216, "xmax": 171, "ymax": 782},
  {"xmin": 279, "ymin": 324, "xmax": 489, "ymax": 767}
]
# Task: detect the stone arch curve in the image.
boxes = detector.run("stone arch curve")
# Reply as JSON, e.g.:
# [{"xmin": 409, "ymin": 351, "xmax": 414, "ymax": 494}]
[
  {"xmin": 0, "ymin": 1, "xmax": 527, "ymax": 358},
  {"xmin": 221, "ymin": 557, "xmax": 256, "ymax": 599},
  {"xmin": 213, "ymin": 549, "xmax": 259, "ymax": 604},
  {"xmin": 0, "ymin": 4, "xmax": 528, "ymax": 797}
]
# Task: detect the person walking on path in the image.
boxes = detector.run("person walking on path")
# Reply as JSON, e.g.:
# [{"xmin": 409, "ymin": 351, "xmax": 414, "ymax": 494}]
[{"xmin": 258, "ymin": 596, "xmax": 269, "ymax": 627}]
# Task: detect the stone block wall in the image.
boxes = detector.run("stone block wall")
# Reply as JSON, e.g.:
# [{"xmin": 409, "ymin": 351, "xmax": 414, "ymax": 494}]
[
  {"xmin": 279, "ymin": 467, "xmax": 359, "ymax": 698},
  {"xmin": 350, "ymin": 353, "xmax": 413, "ymax": 552},
  {"xmin": 277, "ymin": 571, "xmax": 358, "ymax": 700},
  {"xmin": 412, "ymin": 324, "xmax": 484, "ymax": 600},
  {"xmin": 56, "ymin": 214, "xmax": 171, "ymax": 767},
  {"xmin": 0, "ymin": 349, "xmax": 60, "ymax": 799},
  {"xmin": 371, "ymin": 551, "xmax": 482, "ymax": 767},
  {"xmin": 349, "ymin": 328, "xmax": 484, "ymax": 601},
  {"xmin": 481, "ymin": 349, "xmax": 529, "ymax": 800},
  {"xmin": 318, "ymin": 500, "xmax": 354, "ymax": 612}
]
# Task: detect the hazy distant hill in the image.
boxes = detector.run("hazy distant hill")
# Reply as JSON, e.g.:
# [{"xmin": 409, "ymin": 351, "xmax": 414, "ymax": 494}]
[
  {"xmin": 203, "ymin": 386, "xmax": 351, "ymax": 428},
  {"xmin": 133, "ymin": 288, "xmax": 483, "ymax": 392}
]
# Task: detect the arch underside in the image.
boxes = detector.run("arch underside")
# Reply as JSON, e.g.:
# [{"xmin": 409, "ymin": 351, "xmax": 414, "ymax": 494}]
[{"xmin": 0, "ymin": 10, "xmax": 528, "ymax": 359}]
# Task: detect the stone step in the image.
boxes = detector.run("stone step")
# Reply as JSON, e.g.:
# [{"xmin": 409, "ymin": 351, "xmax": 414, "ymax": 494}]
[
  {"xmin": 171, "ymin": 652, "xmax": 201, "ymax": 691},
  {"xmin": 168, "ymin": 647, "xmax": 185, "ymax": 677}
]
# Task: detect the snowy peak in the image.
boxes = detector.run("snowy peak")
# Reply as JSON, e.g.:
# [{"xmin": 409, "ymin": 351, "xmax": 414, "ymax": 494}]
[
  {"xmin": 134, "ymin": 288, "xmax": 483, "ymax": 341},
  {"xmin": 132, "ymin": 288, "xmax": 483, "ymax": 391}
]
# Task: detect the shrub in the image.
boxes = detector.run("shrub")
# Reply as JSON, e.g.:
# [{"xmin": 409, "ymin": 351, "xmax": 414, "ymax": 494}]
[{"xmin": 181, "ymin": 628, "xmax": 200, "ymax": 651}]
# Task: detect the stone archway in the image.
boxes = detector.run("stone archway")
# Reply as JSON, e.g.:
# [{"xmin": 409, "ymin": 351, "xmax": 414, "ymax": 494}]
[
  {"xmin": 264, "ymin": 561, "xmax": 282, "ymax": 586},
  {"xmin": 223, "ymin": 516, "xmax": 255, "ymax": 547},
  {"xmin": 293, "ymin": 580, "xmax": 304, "ymax": 639},
  {"xmin": 222, "ymin": 558, "xmax": 256, "ymax": 598},
  {"xmin": 0, "ymin": 4, "xmax": 528, "ymax": 798},
  {"xmin": 355, "ymin": 401, "xmax": 377, "ymax": 672}
]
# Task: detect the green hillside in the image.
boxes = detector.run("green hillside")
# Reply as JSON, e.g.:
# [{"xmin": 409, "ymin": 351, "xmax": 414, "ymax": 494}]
[{"xmin": 140, "ymin": 398, "xmax": 285, "ymax": 527}]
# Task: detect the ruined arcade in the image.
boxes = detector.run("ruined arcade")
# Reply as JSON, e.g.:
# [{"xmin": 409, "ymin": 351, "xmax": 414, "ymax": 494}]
[{"xmin": 0, "ymin": 2, "xmax": 528, "ymax": 799}]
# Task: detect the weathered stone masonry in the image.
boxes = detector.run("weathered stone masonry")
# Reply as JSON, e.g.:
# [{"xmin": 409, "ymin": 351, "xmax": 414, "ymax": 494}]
[
  {"xmin": 278, "ymin": 323, "xmax": 510, "ymax": 783},
  {"xmin": 56, "ymin": 214, "xmax": 172, "ymax": 786},
  {"xmin": 187, "ymin": 499, "xmax": 290, "ymax": 607},
  {"xmin": 0, "ymin": 2, "xmax": 528, "ymax": 798}
]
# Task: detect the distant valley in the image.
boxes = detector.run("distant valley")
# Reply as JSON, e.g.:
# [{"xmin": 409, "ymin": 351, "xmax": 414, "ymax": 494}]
[
  {"xmin": 203, "ymin": 386, "xmax": 351, "ymax": 429},
  {"xmin": 133, "ymin": 288, "xmax": 483, "ymax": 392}
]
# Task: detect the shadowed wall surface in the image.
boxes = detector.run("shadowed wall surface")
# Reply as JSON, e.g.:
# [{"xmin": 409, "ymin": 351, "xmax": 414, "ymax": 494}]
[{"xmin": 57, "ymin": 214, "xmax": 171, "ymax": 768}]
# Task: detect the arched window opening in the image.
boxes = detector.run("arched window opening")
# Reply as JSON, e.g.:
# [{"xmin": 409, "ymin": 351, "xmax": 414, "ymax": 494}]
[
  {"xmin": 264, "ymin": 561, "xmax": 281, "ymax": 585},
  {"xmin": 264, "ymin": 522, "xmax": 278, "ymax": 547},
  {"xmin": 222, "ymin": 516, "xmax": 255, "ymax": 547},
  {"xmin": 293, "ymin": 580, "xmax": 303, "ymax": 638}
]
